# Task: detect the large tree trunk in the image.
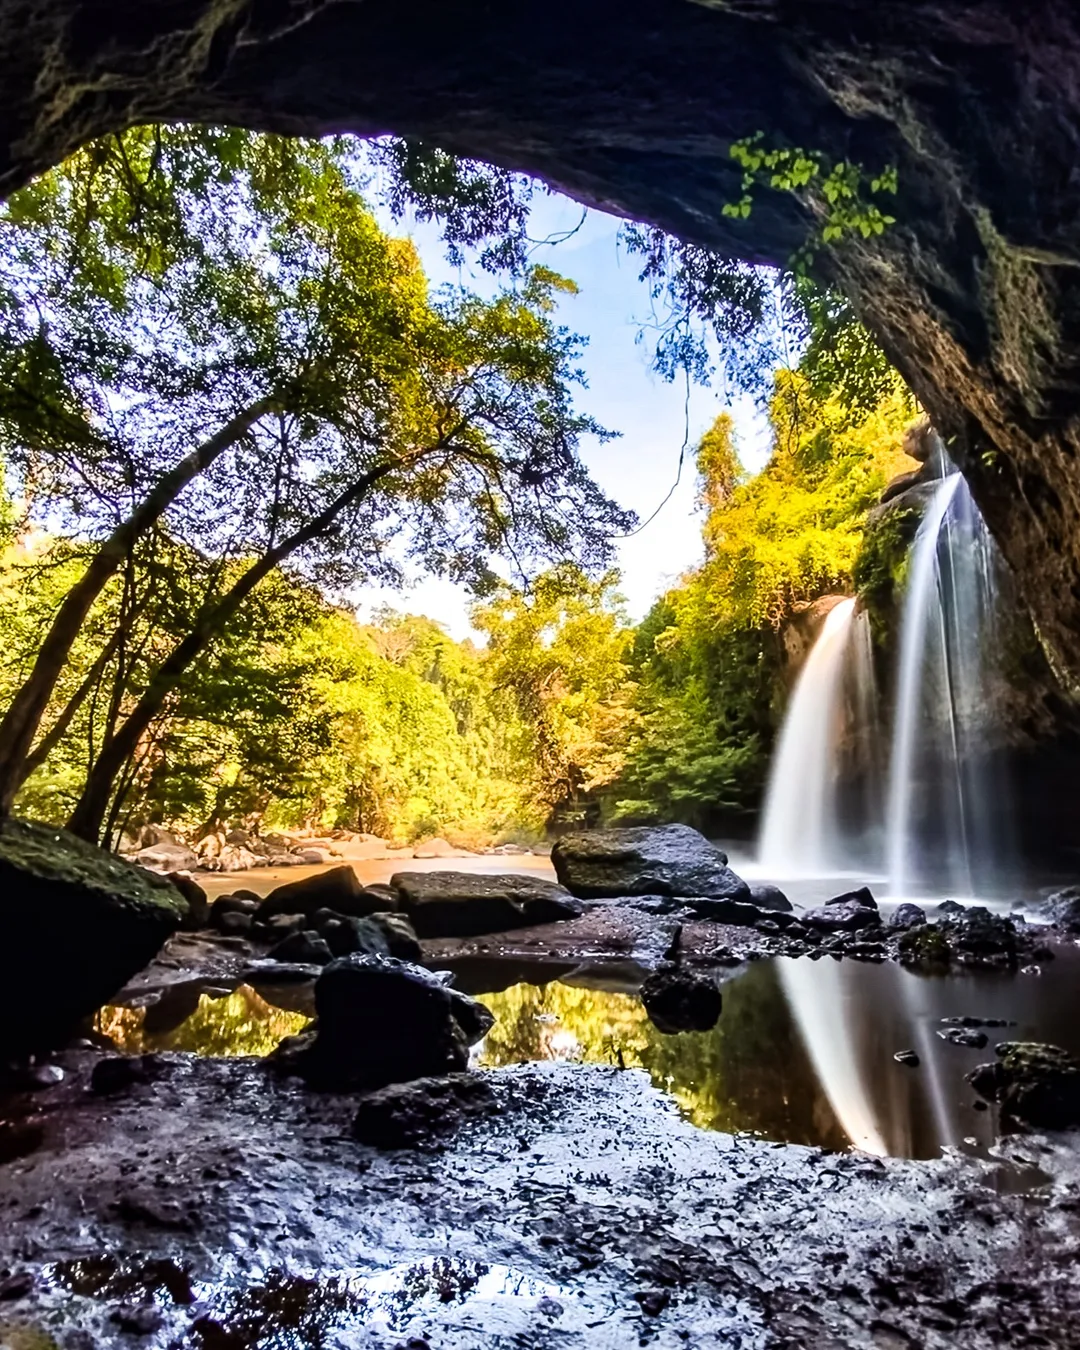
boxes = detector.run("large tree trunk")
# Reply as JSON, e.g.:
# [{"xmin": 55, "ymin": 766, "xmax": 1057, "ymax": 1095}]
[
  {"xmin": 0, "ymin": 399, "xmax": 272, "ymax": 813},
  {"xmin": 12, "ymin": 626, "xmax": 125, "ymax": 792},
  {"xmin": 67, "ymin": 461, "xmax": 396, "ymax": 842}
]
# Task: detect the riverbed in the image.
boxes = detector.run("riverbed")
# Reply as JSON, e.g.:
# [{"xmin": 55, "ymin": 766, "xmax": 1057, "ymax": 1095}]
[{"xmin": 3, "ymin": 856, "xmax": 1079, "ymax": 1347}]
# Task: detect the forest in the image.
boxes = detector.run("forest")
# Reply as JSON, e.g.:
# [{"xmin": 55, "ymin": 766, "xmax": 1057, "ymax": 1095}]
[{"xmin": 0, "ymin": 125, "xmax": 918, "ymax": 852}]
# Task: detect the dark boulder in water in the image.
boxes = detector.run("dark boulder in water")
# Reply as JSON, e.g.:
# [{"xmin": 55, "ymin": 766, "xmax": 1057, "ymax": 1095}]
[
  {"xmin": 640, "ymin": 967, "xmax": 722, "ymax": 1034},
  {"xmin": 1036, "ymin": 886, "xmax": 1080, "ymax": 932},
  {"xmin": 801, "ymin": 900, "xmax": 881, "ymax": 933},
  {"xmin": 552, "ymin": 825, "xmax": 749, "ymax": 902},
  {"xmin": 266, "ymin": 929, "xmax": 334, "ymax": 966},
  {"xmin": 259, "ymin": 865, "xmax": 394, "ymax": 920},
  {"xmin": 748, "ymin": 883, "xmax": 792, "ymax": 913},
  {"xmin": 968, "ymin": 1042, "xmax": 1080, "ymax": 1129},
  {"xmin": 0, "ymin": 817, "xmax": 187, "ymax": 1056},
  {"xmin": 888, "ymin": 903, "xmax": 927, "ymax": 930},
  {"xmin": 167, "ymin": 872, "xmax": 209, "ymax": 930},
  {"xmin": 686, "ymin": 896, "xmax": 795, "ymax": 928},
  {"xmin": 827, "ymin": 886, "xmax": 877, "ymax": 911},
  {"xmin": 273, "ymin": 954, "xmax": 492, "ymax": 1091},
  {"xmin": 392, "ymin": 870, "xmax": 580, "ymax": 937}
]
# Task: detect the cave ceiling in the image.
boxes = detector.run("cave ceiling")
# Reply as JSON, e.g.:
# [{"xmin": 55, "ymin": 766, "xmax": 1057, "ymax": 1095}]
[{"xmin": 5, "ymin": 0, "xmax": 1080, "ymax": 671}]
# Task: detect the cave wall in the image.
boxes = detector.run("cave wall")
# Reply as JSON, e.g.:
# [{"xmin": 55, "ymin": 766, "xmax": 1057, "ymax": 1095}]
[{"xmin": 5, "ymin": 0, "xmax": 1080, "ymax": 675}]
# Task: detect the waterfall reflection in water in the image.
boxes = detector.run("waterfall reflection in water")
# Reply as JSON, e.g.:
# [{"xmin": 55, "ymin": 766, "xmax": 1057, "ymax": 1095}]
[
  {"xmin": 90, "ymin": 947, "xmax": 1080, "ymax": 1163},
  {"xmin": 477, "ymin": 947, "xmax": 1080, "ymax": 1161}
]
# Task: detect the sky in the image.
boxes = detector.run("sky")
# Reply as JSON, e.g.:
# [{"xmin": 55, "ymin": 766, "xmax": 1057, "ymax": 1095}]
[{"xmin": 354, "ymin": 186, "xmax": 777, "ymax": 640}]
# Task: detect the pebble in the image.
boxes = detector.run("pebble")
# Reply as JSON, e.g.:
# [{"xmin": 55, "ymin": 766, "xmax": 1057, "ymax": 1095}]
[{"xmin": 894, "ymin": 1050, "xmax": 920, "ymax": 1068}]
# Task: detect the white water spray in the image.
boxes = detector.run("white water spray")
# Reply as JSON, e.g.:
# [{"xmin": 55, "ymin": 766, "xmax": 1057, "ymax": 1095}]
[
  {"xmin": 885, "ymin": 466, "xmax": 1005, "ymax": 896},
  {"xmin": 885, "ymin": 474, "xmax": 962, "ymax": 895},
  {"xmin": 759, "ymin": 598, "xmax": 856, "ymax": 874}
]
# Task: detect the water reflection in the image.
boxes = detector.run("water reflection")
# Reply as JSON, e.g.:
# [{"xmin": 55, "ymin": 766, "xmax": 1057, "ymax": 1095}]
[
  {"xmin": 477, "ymin": 964, "xmax": 851, "ymax": 1150},
  {"xmin": 479, "ymin": 948, "xmax": 1080, "ymax": 1160},
  {"xmin": 96, "ymin": 986, "xmax": 309, "ymax": 1057},
  {"xmin": 43, "ymin": 1254, "xmax": 565, "ymax": 1347}
]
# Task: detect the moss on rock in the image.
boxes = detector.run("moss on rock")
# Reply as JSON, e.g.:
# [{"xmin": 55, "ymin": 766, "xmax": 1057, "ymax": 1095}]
[{"xmin": 0, "ymin": 817, "xmax": 188, "ymax": 1055}]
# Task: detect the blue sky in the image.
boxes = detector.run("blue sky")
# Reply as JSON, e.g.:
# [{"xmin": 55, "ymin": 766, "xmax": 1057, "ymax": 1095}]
[{"xmin": 356, "ymin": 186, "xmax": 776, "ymax": 639}]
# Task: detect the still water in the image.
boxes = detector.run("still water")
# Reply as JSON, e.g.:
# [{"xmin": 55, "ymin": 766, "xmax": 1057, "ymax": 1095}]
[{"xmin": 97, "ymin": 945, "xmax": 1080, "ymax": 1162}]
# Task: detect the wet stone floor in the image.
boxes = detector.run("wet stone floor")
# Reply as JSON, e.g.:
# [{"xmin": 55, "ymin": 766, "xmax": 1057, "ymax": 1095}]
[{"xmin": 94, "ymin": 944, "xmax": 1080, "ymax": 1163}]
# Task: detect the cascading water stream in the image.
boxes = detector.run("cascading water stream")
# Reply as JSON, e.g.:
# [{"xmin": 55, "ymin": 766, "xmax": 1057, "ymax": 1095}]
[
  {"xmin": 885, "ymin": 465, "xmax": 1005, "ymax": 896},
  {"xmin": 885, "ymin": 473, "xmax": 962, "ymax": 896},
  {"xmin": 758, "ymin": 598, "xmax": 857, "ymax": 875}
]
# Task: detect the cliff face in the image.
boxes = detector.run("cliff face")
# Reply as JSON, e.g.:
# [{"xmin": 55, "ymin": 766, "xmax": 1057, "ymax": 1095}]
[{"xmin": 3, "ymin": 1, "xmax": 1080, "ymax": 674}]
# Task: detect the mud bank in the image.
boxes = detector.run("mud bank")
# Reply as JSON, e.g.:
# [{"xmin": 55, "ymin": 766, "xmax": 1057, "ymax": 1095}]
[{"xmin": 1, "ymin": 1053, "xmax": 1079, "ymax": 1348}]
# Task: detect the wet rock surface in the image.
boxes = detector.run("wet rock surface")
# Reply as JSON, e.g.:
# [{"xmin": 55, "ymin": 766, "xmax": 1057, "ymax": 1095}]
[
  {"xmin": 1, "ymin": 1054, "xmax": 1080, "ymax": 1347},
  {"xmin": 968, "ymin": 1042, "xmax": 1080, "ymax": 1130},
  {"xmin": 391, "ymin": 870, "xmax": 581, "ymax": 938},
  {"xmin": 0, "ymin": 817, "xmax": 188, "ymax": 1057},
  {"xmin": 552, "ymin": 824, "xmax": 750, "ymax": 901},
  {"xmin": 1037, "ymin": 886, "xmax": 1080, "ymax": 932}
]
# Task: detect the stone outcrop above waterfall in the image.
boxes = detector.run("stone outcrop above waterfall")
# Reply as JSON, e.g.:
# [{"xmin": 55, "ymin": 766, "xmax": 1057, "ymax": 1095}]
[{"xmin": 552, "ymin": 825, "xmax": 749, "ymax": 901}]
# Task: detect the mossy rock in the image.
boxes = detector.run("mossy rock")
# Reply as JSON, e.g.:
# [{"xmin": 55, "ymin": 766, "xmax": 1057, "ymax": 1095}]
[
  {"xmin": 0, "ymin": 817, "xmax": 188, "ymax": 1055},
  {"xmin": 897, "ymin": 922, "xmax": 952, "ymax": 967}
]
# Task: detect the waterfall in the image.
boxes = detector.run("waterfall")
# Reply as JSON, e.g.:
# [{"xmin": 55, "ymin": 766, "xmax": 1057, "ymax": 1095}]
[
  {"xmin": 759, "ymin": 598, "xmax": 856, "ymax": 875},
  {"xmin": 885, "ymin": 466, "xmax": 1005, "ymax": 896}
]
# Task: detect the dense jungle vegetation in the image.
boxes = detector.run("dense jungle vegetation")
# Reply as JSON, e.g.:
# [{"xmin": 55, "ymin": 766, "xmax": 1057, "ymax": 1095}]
[{"xmin": 0, "ymin": 127, "xmax": 915, "ymax": 848}]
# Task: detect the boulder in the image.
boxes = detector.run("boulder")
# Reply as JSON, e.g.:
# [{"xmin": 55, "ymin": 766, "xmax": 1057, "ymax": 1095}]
[
  {"xmin": 209, "ymin": 895, "xmax": 259, "ymax": 929},
  {"xmin": 888, "ymin": 902, "xmax": 927, "ymax": 930},
  {"xmin": 365, "ymin": 912, "xmax": 422, "ymax": 962},
  {"xmin": 293, "ymin": 847, "xmax": 331, "ymax": 864},
  {"xmin": 967, "ymin": 1042, "xmax": 1080, "ymax": 1129},
  {"xmin": 640, "ymin": 967, "xmax": 722, "ymax": 1034},
  {"xmin": 216, "ymin": 844, "xmax": 260, "ymax": 872},
  {"xmin": 166, "ymin": 872, "xmax": 209, "ymax": 929},
  {"xmin": 684, "ymin": 897, "xmax": 794, "ymax": 928},
  {"xmin": 0, "ymin": 818, "xmax": 187, "ymax": 1056},
  {"xmin": 136, "ymin": 841, "xmax": 199, "ymax": 872},
  {"xmin": 827, "ymin": 885, "xmax": 877, "ymax": 911},
  {"xmin": 551, "ymin": 825, "xmax": 749, "ymax": 901},
  {"xmin": 315, "ymin": 914, "xmax": 396, "ymax": 960},
  {"xmin": 266, "ymin": 930, "xmax": 334, "ymax": 965},
  {"xmin": 391, "ymin": 870, "xmax": 581, "ymax": 938},
  {"xmin": 352, "ymin": 1074, "xmax": 498, "ymax": 1148},
  {"xmin": 273, "ymin": 954, "xmax": 490, "ymax": 1090},
  {"xmin": 801, "ymin": 900, "xmax": 881, "ymax": 932},
  {"xmin": 218, "ymin": 910, "xmax": 253, "ymax": 936},
  {"xmin": 1037, "ymin": 886, "xmax": 1080, "ymax": 932},
  {"xmin": 258, "ymin": 865, "xmax": 388, "ymax": 920},
  {"xmin": 942, "ymin": 907, "xmax": 1019, "ymax": 964},
  {"xmin": 748, "ymin": 883, "xmax": 792, "ymax": 913},
  {"xmin": 413, "ymin": 837, "xmax": 476, "ymax": 859}
]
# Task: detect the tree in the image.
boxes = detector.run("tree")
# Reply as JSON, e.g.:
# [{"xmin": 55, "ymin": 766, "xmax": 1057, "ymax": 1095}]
[
  {"xmin": 0, "ymin": 127, "xmax": 632, "ymax": 836},
  {"xmin": 471, "ymin": 565, "xmax": 633, "ymax": 824},
  {"xmin": 0, "ymin": 127, "xmax": 432, "ymax": 810}
]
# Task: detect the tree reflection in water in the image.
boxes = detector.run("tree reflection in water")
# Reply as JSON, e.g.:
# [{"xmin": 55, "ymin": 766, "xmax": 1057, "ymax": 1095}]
[
  {"xmin": 96, "ymin": 986, "xmax": 310, "ymax": 1058},
  {"xmin": 478, "ymin": 963, "xmax": 850, "ymax": 1149}
]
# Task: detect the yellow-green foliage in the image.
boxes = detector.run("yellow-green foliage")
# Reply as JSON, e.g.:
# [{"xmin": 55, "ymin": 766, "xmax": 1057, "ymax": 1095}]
[
  {"xmin": 704, "ymin": 370, "xmax": 915, "ymax": 629},
  {"xmin": 612, "ymin": 369, "xmax": 918, "ymax": 824},
  {"xmin": 96, "ymin": 988, "xmax": 309, "ymax": 1056}
]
